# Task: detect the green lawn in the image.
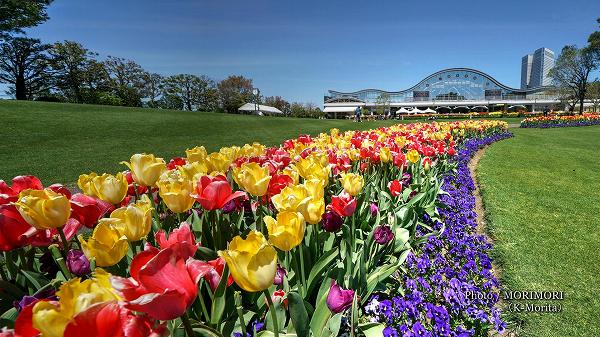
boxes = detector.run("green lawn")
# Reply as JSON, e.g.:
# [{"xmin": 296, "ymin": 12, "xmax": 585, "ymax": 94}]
[
  {"xmin": 1, "ymin": 101, "xmax": 403, "ymax": 184},
  {"xmin": 478, "ymin": 126, "xmax": 600, "ymax": 336}
]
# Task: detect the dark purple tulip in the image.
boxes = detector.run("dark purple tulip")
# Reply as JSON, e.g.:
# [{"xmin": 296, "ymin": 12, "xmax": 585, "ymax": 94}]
[
  {"xmin": 326, "ymin": 280, "xmax": 354, "ymax": 313},
  {"xmin": 373, "ymin": 225, "xmax": 394, "ymax": 245},
  {"xmin": 273, "ymin": 265, "xmax": 287, "ymax": 285},
  {"xmin": 401, "ymin": 172, "xmax": 411, "ymax": 187},
  {"xmin": 321, "ymin": 211, "xmax": 343, "ymax": 232},
  {"xmin": 39, "ymin": 250, "xmax": 59, "ymax": 277},
  {"xmin": 66, "ymin": 249, "xmax": 91, "ymax": 276}
]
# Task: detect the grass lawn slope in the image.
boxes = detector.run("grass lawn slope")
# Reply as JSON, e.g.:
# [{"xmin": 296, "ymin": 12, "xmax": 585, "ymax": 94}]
[
  {"xmin": 1, "ymin": 101, "xmax": 403, "ymax": 184},
  {"xmin": 478, "ymin": 126, "xmax": 600, "ymax": 336}
]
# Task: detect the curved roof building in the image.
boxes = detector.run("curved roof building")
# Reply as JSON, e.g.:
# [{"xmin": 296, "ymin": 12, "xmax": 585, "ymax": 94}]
[{"xmin": 324, "ymin": 68, "xmax": 556, "ymax": 108}]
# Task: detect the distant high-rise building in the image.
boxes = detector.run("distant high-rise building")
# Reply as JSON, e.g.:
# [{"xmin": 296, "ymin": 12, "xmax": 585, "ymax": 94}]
[
  {"xmin": 521, "ymin": 54, "xmax": 533, "ymax": 89},
  {"xmin": 529, "ymin": 47, "xmax": 555, "ymax": 88}
]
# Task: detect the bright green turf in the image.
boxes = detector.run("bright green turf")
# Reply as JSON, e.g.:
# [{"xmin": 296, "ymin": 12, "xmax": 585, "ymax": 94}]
[
  {"xmin": 477, "ymin": 126, "xmax": 600, "ymax": 336},
  {"xmin": 0, "ymin": 100, "xmax": 403, "ymax": 184}
]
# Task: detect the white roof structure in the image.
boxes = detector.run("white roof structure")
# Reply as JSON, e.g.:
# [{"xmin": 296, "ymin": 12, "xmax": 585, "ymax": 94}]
[
  {"xmin": 397, "ymin": 107, "xmax": 411, "ymax": 114},
  {"xmin": 423, "ymin": 108, "xmax": 437, "ymax": 114},
  {"xmin": 238, "ymin": 103, "xmax": 283, "ymax": 116},
  {"xmin": 412, "ymin": 108, "xmax": 424, "ymax": 114},
  {"xmin": 323, "ymin": 106, "xmax": 358, "ymax": 113}
]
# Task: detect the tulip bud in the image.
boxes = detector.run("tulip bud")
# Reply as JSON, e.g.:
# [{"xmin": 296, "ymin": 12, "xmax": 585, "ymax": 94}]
[
  {"xmin": 66, "ymin": 249, "xmax": 91, "ymax": 276},
  {"xmin": 373, "ymin": 225, "xmax": 394, "ymax": 245},
  {"xmin": 273, "ymin": 265, "xmax": 287, "ymax": 285},
  {"xmin": 268, "ymin": 289, "xmax": 288, "ymax": 309},
  {"xmin": 326, "ymin": 280, "xmax": 354, "ymax": 313},
  {"xmin": 370, "ymin": 203, "xmax": 379, "ymax": 217},
  {"xmin": 321, "ymin": 211, "xmax": 343, "ymax": 232}
]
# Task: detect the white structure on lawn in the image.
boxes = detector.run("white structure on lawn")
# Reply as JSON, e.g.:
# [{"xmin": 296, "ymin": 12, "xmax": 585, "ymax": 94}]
[{"xmin": 238, "ymin": 103, "xmax": 283, "ymax": 116}]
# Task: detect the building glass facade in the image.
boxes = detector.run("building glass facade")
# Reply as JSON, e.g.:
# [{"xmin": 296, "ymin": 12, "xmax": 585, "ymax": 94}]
[
  {"xmin": 325, "ymin": 68, "xmax": 552, "ymax": 105},
  {"xmin": 530, "ymin": 48, "xmax": 555, "ymax": 88}
]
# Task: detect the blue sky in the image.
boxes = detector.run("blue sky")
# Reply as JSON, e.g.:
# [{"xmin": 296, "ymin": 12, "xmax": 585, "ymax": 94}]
[{"xmin": 12, "ymin": 0, "xmax": 600, "ymax": 104}]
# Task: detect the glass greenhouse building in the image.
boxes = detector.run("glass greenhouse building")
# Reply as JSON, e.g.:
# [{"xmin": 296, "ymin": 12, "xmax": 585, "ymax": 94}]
[{"xmin": 324, "ymin": 68, "xmax": 558, "ymax": 118}]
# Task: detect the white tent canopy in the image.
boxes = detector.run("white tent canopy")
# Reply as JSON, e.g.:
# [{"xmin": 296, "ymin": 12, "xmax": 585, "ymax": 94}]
[
  {"xmin": 323, "ymin": 106, "xmax": 358, "ymax": 113},
  {"xmin": 423, "ymin": 108, "xmax": 436, "ymax": 114},
  {"xmin": 238, "ymin": 103, "xmax": 283, "ymax": 116},
  {"xmin": 397, "ymin": 107, "xmax": 411, "ymax": 114}
]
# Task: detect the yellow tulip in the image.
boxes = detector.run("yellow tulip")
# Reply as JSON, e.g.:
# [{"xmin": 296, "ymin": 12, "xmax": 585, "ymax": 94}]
[
  {"xmin": 185, "ymin": 146, "xmax": 207, "ymax": 163},
  {"xmin": 77, "ymin": 172, "xmax": 98, "ymax": 196},
  {"xmin": 79, "ymin": 221, "xmax": 128, "ymax": 266},
  {"xmin": 406, "ymin": 149, "xmax": 420, "ymax": 164},
  {"xmin": 380, "ymin": 147, "xmax": 392, "ymax": 163},
  {"xmin": 121, "ymin": 153, "xmax": 166, "ymax": 187},
  {"xmin": 219, "ymin": 146, "xmax": 241, "ymax": 162},
  {"xmin": 206, "ymin": 152, "xmax": 231, "ymax": 174},
  {"xmin": 157, "ymin": 170, "xmax": 195, "ymax": 213},
  {"xmin": 233, "ymin": 162, "xmax": 271, "ymax": 196},
  {"xmin": 265, "ymin": 211, "xmax": 305, "ymax": 251},
  {"xmin": 32, "ymin": 269, "xmax": 119, "ymax": 337},
  {"xmin": 178, "ymin": 161, "xmax": 209, "ymax": 181},
  {"xmin": 271, "ymin": 184, "xmax": 311, "ymax": 213},
  {"xmin": 218, "ymin": 231, "xmax": 277, "ymax": 292},
  {"xmin": 109, "ymin": 196, "xmax": 153, "ymax": 241},
  {"xmin": 339, "ymin": 172, "xmax": 364, "ymax": 196},
  {"xmin": 14, "ymin": 188, "xmax": 71, "ymax": 229},
  {"xmin": 89, "ymin": 172, "xmax": 128, "ymax": 204},
  {"xmin": 282, "ymin": 165, "xmax": 300, "ymax": 184},
  {"xmin": 302, "ymin": 198, "xmax": 325, "ymax": 225}
]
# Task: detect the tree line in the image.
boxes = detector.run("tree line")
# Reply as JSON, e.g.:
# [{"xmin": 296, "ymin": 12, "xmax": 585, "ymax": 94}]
[
  {"xmin": 549, "ymin": 18, "xmax": 600, "ymax": 113},
  {"xmin": 0, "ymin": 0, "xmax": 323, "ymax": 117}
]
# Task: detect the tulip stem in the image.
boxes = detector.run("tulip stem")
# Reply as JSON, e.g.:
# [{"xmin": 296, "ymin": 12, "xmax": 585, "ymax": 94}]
[
  {"xmin": 298, "ymin": 244, "xmax": 307, "ymax": 297},
  {"xmin": 181, "ymin": 312, "xmax": 195, "ymax": 337},
  {"xmin": 263, "ymin": 289, "xmax": 280, "ymax": 337},
  {"xmin": 57, "ymin": 227, "xmax": 70, "ymax": 255}
]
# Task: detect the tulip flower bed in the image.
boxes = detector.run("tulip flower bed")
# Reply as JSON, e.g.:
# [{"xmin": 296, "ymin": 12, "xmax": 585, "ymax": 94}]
[
  {"xmin": 0, "ymin": 120, "xmax": 508, "ymax": 337},
  {"xmin": 520, "ymin": 113, "xmax": 600, "ymax": 128}
]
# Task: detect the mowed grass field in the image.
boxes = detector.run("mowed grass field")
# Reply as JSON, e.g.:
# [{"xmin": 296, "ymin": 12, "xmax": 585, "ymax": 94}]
[
  {"xmin": 0, "ymin": 100, "xmax": 519, "ymax": 184},
  {"xmin": 477, "ymin": 126, "xmax": 600, "ymax": 336},
  {"xmin": 1, "ymin": 101, "xmax": 404, "ymax": 184}
]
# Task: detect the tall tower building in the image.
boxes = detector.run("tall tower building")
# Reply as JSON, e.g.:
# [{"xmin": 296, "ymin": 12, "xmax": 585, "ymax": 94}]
[
  {"xmin": 529, "ymin": 47, "xmax": 555, "ymax": 88},
  {"xmin": 521, "ymin": 54, "xmax": 533, "ymax": 89}
]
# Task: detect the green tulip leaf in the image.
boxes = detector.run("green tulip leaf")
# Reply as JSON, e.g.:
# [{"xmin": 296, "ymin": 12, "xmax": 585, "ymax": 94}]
[
  {"xmin": 306, "ymin": 248, "xmax": 338, "ymax": 296},
  {"xmin": 288, "ymin": 291, "xmax": 310, "ymax": 337}
]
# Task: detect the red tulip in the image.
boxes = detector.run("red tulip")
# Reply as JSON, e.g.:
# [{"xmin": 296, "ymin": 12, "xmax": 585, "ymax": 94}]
[
  {"xmin": 388, "ymin": 179, "xmax": 403, "ymax": 197},
  {"xmin": 0, "ymin": 204, "xmax": 33, "ymax": 251},
  {"xmin": 111, "ymin": 243, "xmax": 213, "ymax": 320},
  {"xmin": 204, "ymin": 257, "xmax": 234, "ymax": 292},
  {"xmin": 328, "ymin": 192, "xmax": 357, "ymax": 217},
  {"xmin": 70, "ymin": 193, "xmax": 113, "ymax": 228},
  {"xmin": 13, "ymin": 300, "xmax": 40, "ymax": 337},
  {"xmin": 155, "ymin": 222, "xmax": 198, "ymax": 258},
  {"xmin": 393, "ymin": 152, "xmax": 406, "ymax": 168},
  {"xmin": 0, "ymin": 175, "xmax": 43, "ymax": 205},
  {"xmin": 267, "ymin": 174, "xmax": 293, "ymax": 197},
  {"xmin": 63, "ymin": 302, "xmax": 168, "ymax": 337},
  {"xmin": 167, "ymin": 157, "xmax": 187, "ymax": 170},
  {"xmin": 125, "ymin": 172, "xmax": 147, "ymax": 195},
  {"xmin": 191, "ymin": 175, "xmax": 246, "ymax": 211}
]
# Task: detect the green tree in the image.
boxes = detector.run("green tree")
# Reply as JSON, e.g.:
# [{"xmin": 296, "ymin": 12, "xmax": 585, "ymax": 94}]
[
  {"xmin": 0, "ymin": 36, "xmax": 52, "ymax": 100},
  {"xmin": 217, "ymin": 75, "xmax": 253, "ymax": 113},
  {"xmin": 104, "ymin": 56, "xmax": 145, "ymax": 107},
  {"xmin": 162, "ymin": 74, "xmax": 218, "ymax": 111},
  {"xmin": 586, "ymin": 80, "xmax": 600, "ymax": 112},
  {"xmin": 0, "ymin": 0, "xmax": 53, "ymax": 38},
  {"xmin": 141, "ymin": 72, "xmax": 163, "ymax": 108},
  {"xmin": 264, "ymin": 95, "xmax": 291, "ymax": 115},
  {"xmin": 375, "ymin": 93, "xmax": 390, "ymax": 116},
  {"xmin": 549, "ymin": 45, "xmax": 598, "ymax": 114},
  {"xmin": 48, "ymin": 41, "xmax": 100, "ymax": 103}
]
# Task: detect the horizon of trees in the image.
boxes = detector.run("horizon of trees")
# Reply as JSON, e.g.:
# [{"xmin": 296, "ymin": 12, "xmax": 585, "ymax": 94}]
[{"xmin": 0, "ymin": 1, "xmax": 323, "ymax": 118}]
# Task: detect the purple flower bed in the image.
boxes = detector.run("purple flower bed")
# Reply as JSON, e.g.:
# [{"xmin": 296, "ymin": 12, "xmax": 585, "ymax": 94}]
[
  {"xmin": 520, "ymin": 120, "xmax": 600, "ymax": 128},
  {"xmin": 364, "ymin": 132, "xmax": 512, "ymax": 337}
]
